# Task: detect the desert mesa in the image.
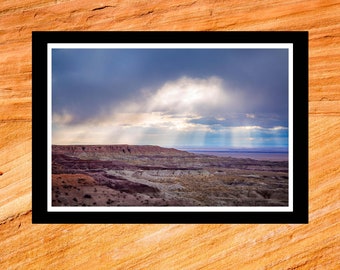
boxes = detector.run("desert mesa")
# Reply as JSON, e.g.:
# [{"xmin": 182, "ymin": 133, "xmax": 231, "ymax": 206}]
[{"xmin": 52, "ymin": 145, "xmax": 289, "ymax": 207}]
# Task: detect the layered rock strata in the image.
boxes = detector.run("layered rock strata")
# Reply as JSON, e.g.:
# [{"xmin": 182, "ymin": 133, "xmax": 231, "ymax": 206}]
[{"xmin": 52, "ymin": 145, "xmax": 289, "ymax": 207}]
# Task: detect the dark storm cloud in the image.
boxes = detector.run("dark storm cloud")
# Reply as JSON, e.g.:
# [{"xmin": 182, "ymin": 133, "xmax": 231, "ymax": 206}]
[{"xmin": 52, "ymin": 48, "xmax": 288, "ymax": 126}]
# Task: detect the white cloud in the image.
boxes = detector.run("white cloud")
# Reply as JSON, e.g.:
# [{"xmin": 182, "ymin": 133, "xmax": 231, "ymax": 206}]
[
  {"xmin": 52, "ymin": 75, "xmax": 287, "ymax": 147},
  {"xmin": 82, "ymin": 75, "xmax": 231, "ymax": 132},
  {"xmin": 146, "ymin": 76, "xmax": 229, "ymax": 114},
  {"xmin": 52, "ymin": 111, "xmax": 73, "ymax": 125},
  {"xmin": 270, "ymin": 126, "xmax": 288, "ymax": 131}
]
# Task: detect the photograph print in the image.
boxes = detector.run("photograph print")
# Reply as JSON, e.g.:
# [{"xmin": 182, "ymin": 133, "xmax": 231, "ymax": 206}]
[{"xmin": 32, "ymin": 31, "xmax": 308, "ymax": 223}]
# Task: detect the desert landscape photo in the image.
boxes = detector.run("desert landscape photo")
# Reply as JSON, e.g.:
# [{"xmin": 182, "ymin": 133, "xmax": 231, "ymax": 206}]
[{"xmin": 50, "ymin": 44, "xmax": 290, "ymax": 208}]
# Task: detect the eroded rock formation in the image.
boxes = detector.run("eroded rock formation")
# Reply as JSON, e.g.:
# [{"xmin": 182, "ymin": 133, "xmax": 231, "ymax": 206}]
[{"xmin": 52, "ymin": 145, "xmax": 289, "ymax": 207}]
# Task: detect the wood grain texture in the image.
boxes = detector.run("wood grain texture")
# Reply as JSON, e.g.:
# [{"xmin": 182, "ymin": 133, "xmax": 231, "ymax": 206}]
[{"xmin": 0, "ymin": 0, "xmax": 339, "ymax": 269}]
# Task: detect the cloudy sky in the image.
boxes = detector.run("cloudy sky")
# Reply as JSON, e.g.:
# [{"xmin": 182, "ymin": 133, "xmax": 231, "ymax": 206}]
[{"xmin": 51, "ymin": 47, "xmax": 289, "ymax": 149}]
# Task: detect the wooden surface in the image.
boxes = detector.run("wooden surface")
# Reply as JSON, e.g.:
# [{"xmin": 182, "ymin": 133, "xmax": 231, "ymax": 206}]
[{"xmin": 1, "ymin": 0, "xmax": 339, "ymax": 269}]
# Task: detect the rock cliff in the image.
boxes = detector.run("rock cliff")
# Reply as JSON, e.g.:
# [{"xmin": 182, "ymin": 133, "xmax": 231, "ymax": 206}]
[{"xmin": 53, "ymin": 144, "xmax": 192, "ymax": 157}]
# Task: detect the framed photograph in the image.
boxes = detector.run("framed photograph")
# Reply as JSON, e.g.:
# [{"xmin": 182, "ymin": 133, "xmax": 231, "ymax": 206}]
[{"xmin": 32, "ymin": 31, "xmax": 308, "ymax": 223}]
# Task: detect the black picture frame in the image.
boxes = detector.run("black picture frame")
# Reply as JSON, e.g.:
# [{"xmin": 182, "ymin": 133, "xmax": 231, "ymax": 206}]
[{"xmin": 32, "ymin": 31, "xmax": 308, "ymax": 224}]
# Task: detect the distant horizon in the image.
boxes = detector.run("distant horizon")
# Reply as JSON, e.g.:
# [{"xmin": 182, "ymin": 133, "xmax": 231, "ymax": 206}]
[{"xmin": 52, "ymin": 143, "xmax": 288, "ymax": 152}]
